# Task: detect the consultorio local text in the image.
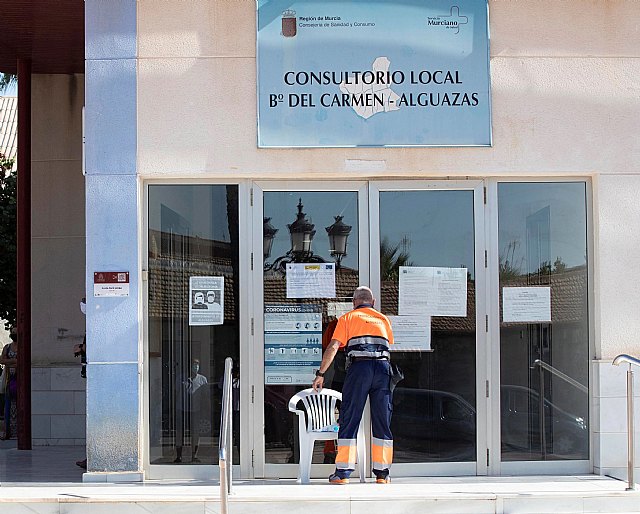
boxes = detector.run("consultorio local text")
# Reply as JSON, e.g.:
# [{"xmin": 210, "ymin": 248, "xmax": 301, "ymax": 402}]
[
  {"xmin": 283, "ymin": 69, "xmax": 462, "ymax": 86},
  {"xmin": 268, "ymin": 69, "xmax": 480, "ymax": 108}
]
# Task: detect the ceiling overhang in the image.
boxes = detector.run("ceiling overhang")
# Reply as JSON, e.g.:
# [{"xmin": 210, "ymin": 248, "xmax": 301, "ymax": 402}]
[{"xmin": 0, "ymin": 0, "xmax": 84, "ymax": 75}]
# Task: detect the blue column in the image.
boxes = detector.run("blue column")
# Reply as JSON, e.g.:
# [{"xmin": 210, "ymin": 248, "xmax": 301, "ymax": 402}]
[{"xmin": 84, "ymin": 0, "xmax": 139, "ymax": 477}]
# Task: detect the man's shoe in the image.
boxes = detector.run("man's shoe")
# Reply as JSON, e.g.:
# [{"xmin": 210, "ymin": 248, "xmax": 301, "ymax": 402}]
[
  {"xmin": 328, "ymin": 473, "xmax": 349, "ymax": 484},
  {"xmin": 192, "ymin": 456, "xmax": 201, "ymax": 463},
  {"xmin": 375, "ymin": 476, "xmax": 390, "ymax": 484}
]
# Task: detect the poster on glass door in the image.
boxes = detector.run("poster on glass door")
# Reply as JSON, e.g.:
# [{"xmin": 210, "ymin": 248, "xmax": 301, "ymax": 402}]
[
  {"xmin": 286, "ymin": 262, "xmax": 336, "ymax": 298},
  {"xmin": 189, "ymin": 276, "xmax": 224, "ymax": 326},
  {"xmin": 264, "ymin": 304, "xmax": 322, "ymax": 385},
  {"xmin": 398, "ymin": 266, "xmax": 467, "ymax": 317}
]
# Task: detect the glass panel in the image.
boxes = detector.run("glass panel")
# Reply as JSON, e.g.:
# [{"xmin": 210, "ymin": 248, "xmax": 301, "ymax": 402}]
[
  {"xmin": 379, "ymin": 190, "xmax": 476, "ymax": 462},
  {"xmin": 148, "ymin": 185, "xmax": 240, "ymax": 465},
  {"xmin": 498, "ymin": 182, "xmax": 589, "ymax": 461},
  {"xmin": 263, "ymin": 191, "xmax": 359, "ymax": 465}
]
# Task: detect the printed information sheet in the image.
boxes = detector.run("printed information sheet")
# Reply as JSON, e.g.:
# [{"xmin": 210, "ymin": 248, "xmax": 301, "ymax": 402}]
[
  {"xmin": 286, "ymin": 263, "xmax": 336, "ymax": 298},
  {"xmin": 388, "ymin": 316, "xmax": 431, "ymax": 351},
  {"xmin": 264, "ymin": 304, "xmax": 322, "ymax": 385},
  {"xmin": 398, "ymin": 266, "xmax": 467, "ymax": 317},
  {"xmin": 327, "ymin": 301, "xmax": 353, "ymax": 318},
  {"xmin": 502, "ymin": 286, "xmax": 551, "ymax": 323},
  {"xmin": 189, "ymin": 276, "xmax": 224, "ymax": 326}
]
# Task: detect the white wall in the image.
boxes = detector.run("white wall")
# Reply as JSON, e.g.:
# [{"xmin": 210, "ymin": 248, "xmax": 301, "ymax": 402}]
[
  {"xmin": 31, "ymin": 73, "xmax": 86, "ymax": 366},
  {"xmin": 136, "ymin": 0, "xmax": 640, "ymax": 177},
  {"xmin": 31, "ymin": 73, "xmax": 86, "ymax": 446}
]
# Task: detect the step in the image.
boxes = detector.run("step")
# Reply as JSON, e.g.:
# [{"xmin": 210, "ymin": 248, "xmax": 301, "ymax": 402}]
[{"xmin": 1, "ymin": 476, "xmax": 639, "ymax": 514}]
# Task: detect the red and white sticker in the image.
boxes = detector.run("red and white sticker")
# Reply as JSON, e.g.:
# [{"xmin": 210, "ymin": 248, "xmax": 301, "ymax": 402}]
[{"xmin": 94, "ymin": 271, "xmax": 130, "ymax": 297}]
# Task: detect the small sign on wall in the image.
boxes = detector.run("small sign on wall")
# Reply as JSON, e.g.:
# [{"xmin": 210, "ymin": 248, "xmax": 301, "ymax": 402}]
[{"xmin": 94, "ymin": 271, "xmax": 130, "ymax": 297}]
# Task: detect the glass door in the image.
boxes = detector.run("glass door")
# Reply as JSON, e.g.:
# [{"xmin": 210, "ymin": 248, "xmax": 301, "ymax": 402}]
[
  {"xmin": 253, "ymin": 182, "xmax": 368, "ymax": 479},
  {"xmin": 494, "ymin": 181, "xmax": 590, "ymax": 474},
  {"xmin": 145, "ymin": 184, "xmax": 244, "ymax": 479},
  {"xmin": 370, "ymin": 181, "xmax": 487, "ymax": 476}
]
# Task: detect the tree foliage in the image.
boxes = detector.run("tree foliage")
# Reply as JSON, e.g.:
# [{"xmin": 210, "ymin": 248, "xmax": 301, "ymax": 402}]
[
  {"xmin": 0, "ymin": 73, "xmax": 16, "ymax": 93},
  {"xmin": 0, "ymin": 152, "xmax": 16, "ymax": 329},
  {"xmin": 380, "ymin": 236, "xmax": 412, "ymax": 281}
]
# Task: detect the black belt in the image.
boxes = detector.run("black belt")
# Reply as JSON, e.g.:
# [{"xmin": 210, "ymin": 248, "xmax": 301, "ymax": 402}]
[{"xmin": 350, "ymin": 356, "xmax": 389, "ymax": 362}]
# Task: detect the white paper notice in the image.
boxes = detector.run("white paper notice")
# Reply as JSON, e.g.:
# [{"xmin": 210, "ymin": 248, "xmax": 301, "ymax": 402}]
[
  {"xmin": 327, "ymin": 302, "xmax": 353, "ymax": 318},
  {"xmin": 189, "ymin": 276, "xmax": 224, "ymax": 326},
  {"xmin": 388, "ymin": 316, "xmax": 431, "ymax": 351},
  {"xmin": 286, "ymin": 263, "xmax": 336, "ymax": 299},
  {"xmin": 398, "ymin": 267, "xmax": 468, "ymax": 317},
  {"xmin": 502, "ymin": 287, "xmax": 551, "ymax": 323}
]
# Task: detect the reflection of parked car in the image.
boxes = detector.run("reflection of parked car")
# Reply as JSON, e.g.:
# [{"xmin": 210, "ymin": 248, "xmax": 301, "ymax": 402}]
[
  {"xmin": 391, "ymin": 385, "xmax": 588, "ymax": 460},
  {"xmin": 501, "ymin": 385, "xmax": 588, "ymax": 457},
  {"xmin": 391, "ymin": 387, "xmax": 476, "ymax": 460}
]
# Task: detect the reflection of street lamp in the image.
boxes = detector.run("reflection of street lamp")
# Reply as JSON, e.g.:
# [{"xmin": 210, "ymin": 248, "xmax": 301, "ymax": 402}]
[
  {"xmin": 287, "ymin": 198, "xmax": 316, "ymax": 258},
  {"xmin": 326, "ymin": 215, "xmax": 352, "ymax": 268},
  {"xmin": 264, "ymin": 199, "xmax": 327, "ymax": 272},
  {"xmin": 263, "ymin": 217, "xmax": 278, "ymax": 260}
]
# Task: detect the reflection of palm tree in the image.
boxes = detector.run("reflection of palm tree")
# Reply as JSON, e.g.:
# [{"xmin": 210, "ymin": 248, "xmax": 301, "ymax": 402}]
[
  {"xmin": 499, "ymin": 240, "xmax": 524, "ymax": 280},
  {"xmin": 380, "ymin": 237, "xmax": 412, "ymax": 281}
]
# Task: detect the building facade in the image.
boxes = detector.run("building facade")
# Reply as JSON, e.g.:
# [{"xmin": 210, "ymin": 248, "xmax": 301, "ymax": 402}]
[{"xmin": 9, "ymin": 0, "xmax": 640, "ymax": 483}]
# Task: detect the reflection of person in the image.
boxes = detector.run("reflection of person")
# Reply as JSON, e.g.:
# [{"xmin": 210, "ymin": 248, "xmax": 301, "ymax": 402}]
[
  {"xmin": 175, "ymin": 358, "xmax": 208, "ymax": 463},
  {"xmin": 312, "ymin": 286, "xmax": 395, "ymax": 485},
  {"xmin": 0, "ymin": 328, "xmax": 18, "ymax": 440}
]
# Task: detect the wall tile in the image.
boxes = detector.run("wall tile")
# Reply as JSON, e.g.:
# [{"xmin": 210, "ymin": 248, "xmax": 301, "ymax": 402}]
[
  {"xmin": 32, "ymin": 160, "xmax": 85, "ymax": 239},
  {"xmin": 52, "ymin": 367, "xmax": 87, "ymax": 391},
  {"xmin": 51, "ymin": 415, "xmax": 87, "ymax": 439},
  {"xmin": 85, "ymin": 174, "xmax": 139, "ymax": 364},
  {"xmin": 32, "ymin": 415, "xmax": 51, "ymax": 439},
  {"xmin": 85, "ymin": 0, "xmax": 137, "ymax": 60},
  {"xmin": 85, "ymin": 59, "xmax": 136, "ymax": 175},
  {"xmin": 74, "ymin": 391, "xmax": 87, "ymax": 415},
  {"xmin": 31, "ymin": 368, "xmax": 51, "ymax": 391},
  {"xmin": 32, "ymin": 391, "xmax": 75, "ymax": 415},
  {"xmin": 87, "ymin": 363, "xmax": 139, "ymax": 472}
]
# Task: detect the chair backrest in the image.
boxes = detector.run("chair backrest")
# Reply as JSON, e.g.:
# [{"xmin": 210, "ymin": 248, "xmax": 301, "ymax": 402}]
[{"xmin": 288, "ymin": 388, "xmax": 341, "ymax": 432}]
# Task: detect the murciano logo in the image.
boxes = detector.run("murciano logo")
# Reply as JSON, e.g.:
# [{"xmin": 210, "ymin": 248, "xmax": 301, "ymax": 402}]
[{"xmin": 427, "ymin": 6, "xmax": 468, "ymax": 35}]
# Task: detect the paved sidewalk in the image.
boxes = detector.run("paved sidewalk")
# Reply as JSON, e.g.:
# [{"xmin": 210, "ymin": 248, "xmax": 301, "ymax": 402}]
[{"xmin": 2, "ymin": 444, "xmax": 640, "ymax": 514}]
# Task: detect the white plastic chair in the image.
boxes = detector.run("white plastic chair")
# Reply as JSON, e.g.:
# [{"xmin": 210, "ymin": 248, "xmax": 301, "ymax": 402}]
[{"xmin": 288, "ymin": 388, "xmax": 366, "ymax": 484}]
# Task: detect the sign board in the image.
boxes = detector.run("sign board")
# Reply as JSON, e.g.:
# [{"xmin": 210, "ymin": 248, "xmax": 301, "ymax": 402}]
[
  {"xmin": 93, "ymin": 271, "xmax": 129, "ymax": 297},
  {"xmin": 257, "ymin": 0, "xmax": 491, "ymax": 147},
  {"xmin": 264, "ymin": 304, "xmax": 322, "ymax": 385}
]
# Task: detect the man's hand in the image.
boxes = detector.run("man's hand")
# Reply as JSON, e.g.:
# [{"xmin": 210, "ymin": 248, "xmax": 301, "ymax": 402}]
[{"xmin": 312, "ymin": 375, "xmax": 324, "ymax": 392}]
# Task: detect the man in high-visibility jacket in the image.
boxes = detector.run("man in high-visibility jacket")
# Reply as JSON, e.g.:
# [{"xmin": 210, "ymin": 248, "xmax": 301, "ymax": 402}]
[{"xmin": 312, "ymin": 286, "xmax": 394, "ymax": 484}]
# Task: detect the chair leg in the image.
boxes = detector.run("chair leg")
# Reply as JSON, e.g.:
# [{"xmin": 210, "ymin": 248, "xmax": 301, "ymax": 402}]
[{"xmin": 299, "ymin": 439, "xmax": 313, "ymax": 484}]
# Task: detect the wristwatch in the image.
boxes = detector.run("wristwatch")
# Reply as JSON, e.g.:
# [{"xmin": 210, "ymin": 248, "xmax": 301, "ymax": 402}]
[{"xmin": 315, "ymin": 369, "xmax": 325, "ymax": 378}]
